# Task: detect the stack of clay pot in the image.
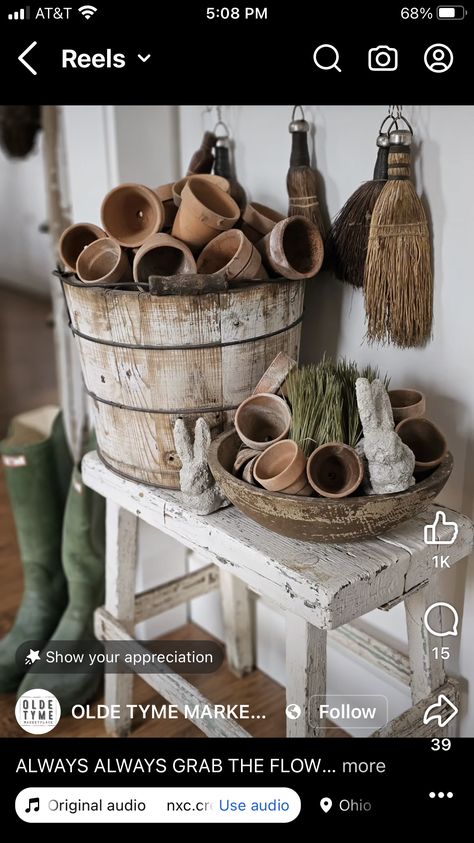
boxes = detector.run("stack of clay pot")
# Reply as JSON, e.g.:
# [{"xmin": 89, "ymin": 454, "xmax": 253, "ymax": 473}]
[
  {"xmin": 59, "ymin": 170, "xmax": 325, "ymax": 288},
  {"xmin": 233, "ymin": 392, "xmax": 312, "ymax": 496},
  {"xmin": 233, "ymin": 392, "xmax": 365, "ymax": 499},
  {"xmin": 388, "ymin": 389, "xmax": 447, "ymax": 474}
]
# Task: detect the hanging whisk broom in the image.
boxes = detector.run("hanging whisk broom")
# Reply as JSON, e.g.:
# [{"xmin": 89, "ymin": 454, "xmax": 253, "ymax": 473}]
[
  {"xmin": 186, "ymin": 130, "xmax": 216, "ymax": 176},
  {"xmin": 286, "ymin": 105, "xmax": 325, "ymax": 237},
  {"xmin": 213, "ymin": 127, "xmax": 247, "ymax": 211},
  {"xmin": 327, "ymin": 125, "xmax": 390, "ymax": 287},
  {"xmin": 364, "ymin": 122, "xmax": 433, "ymax": 348}
]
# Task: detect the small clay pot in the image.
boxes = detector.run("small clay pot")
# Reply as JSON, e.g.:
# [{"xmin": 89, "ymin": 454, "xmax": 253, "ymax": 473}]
[
  {"xmin": 133, "ymin": 233, "xmax": 197, "ymax": 284},
  {"xmin": 241, "ymin": 202, "xmax": 285, "ymax": 244},
  {"xmin": 58, "ymin": 223, "xmax": 107, "ymax": 272},
  {"xmin": 389, "ymin": 389, "xmax": 426, "ymax": 424},
  {"xmin": 306, "ymin": 442, "xmax": 363, "ymax": 499},
  {"xmin": 395, "ymin": 417, "xmax": 447, "ymax": 473},
  {"xmin": 242, "ymin": 455, "xmax": 259, "ymax": 486},
  {"xmin": 252, "ymin": 351, "xmax": 297, "ymax": 396},
  {"xmin": 172, "ymin": 179, "xmax": 240, "ymax": 252},
  {"xmin": 101, "ymin": 183, "xmax": 165, "ymax": 248},
  {"xmin": 233, "ymin": 447, "xmax": 260, "ymax": 477},
  {"xmin": 254, "ymin": 440, "xmax": 306, "ymax": 492},
  {"xmin": 155, "ymin": 183, "xmax": 178, "ymax": 229},
  {"xmin": 283, "ymin": 475, "xmax": 313, "ymax": 496},
  {"xmin": 258, "ymin": 215, "xmax": 324, "ymax": 280},
  {"xmin": 76, "ymin": 237, "xmax": 132, "ymax": 285},
  {"xmin": 234, "ymin": 393, "xmax": 291, "ymax": 452},
  {"xmin": 172, "ymin": 174, "xmax": 230, "ymax": 208},
  {"xmin": 197, "ymin": 229, "xmax": 267, "ymax": 281}
]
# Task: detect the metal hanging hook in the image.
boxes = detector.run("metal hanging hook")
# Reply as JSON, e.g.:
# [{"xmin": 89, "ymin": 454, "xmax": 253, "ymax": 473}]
[
  {"xmin": 291, "ymin": 105, "xmax": 306, "ymax": 122},
  {"xmin": 212, "ymin": 105, "xmax": 230, "ymax": 138}
]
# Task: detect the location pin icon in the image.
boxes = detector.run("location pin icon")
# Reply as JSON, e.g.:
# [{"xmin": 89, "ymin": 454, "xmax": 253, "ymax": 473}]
[{"xmin": 320, "ymin": 797, "xmax": 332, "ymax": 813}]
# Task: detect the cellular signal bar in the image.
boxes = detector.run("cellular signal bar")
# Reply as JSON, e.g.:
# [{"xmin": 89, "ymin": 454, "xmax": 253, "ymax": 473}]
[{"xmin": 8, "ymin": 6, "xmax": 30, "ymax": 19}]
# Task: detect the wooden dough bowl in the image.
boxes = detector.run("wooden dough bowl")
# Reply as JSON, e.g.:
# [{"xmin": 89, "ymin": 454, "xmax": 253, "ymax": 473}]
[{"xmin": 208, "ymin": 430, "xmax": 453, "ymax": 543}]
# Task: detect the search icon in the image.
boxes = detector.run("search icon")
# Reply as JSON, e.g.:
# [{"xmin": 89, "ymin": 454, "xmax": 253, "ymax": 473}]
[{"xmin": 313, "ymin": 44, "xmax": 342, "ymax": 72}]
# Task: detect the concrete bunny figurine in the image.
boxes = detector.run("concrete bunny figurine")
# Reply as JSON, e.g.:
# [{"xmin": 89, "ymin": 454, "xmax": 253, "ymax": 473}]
[
  {"xmin": 173, "ymin": 417, "xmax": 227, "ymax": 515},
  {"xmin": 356, "ymin": 378, "xmax": 415, "ymax": 495}
]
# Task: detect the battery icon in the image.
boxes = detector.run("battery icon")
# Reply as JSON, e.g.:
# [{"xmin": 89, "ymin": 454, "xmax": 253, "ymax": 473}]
[{"xmin": 437, "ymin": 5, "xmax": 466, "ymax": 18}]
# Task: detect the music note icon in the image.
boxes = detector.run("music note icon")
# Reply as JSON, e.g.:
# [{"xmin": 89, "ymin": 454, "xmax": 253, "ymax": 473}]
[{"xmin": 25, "ymin": 797, "xmax": 39, "ymax": 813}]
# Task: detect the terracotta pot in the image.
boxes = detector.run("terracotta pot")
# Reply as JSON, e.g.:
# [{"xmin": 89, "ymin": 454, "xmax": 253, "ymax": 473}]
[
  {"xmin": 133, "ymin": 233, "xmax": 197, "ymax": 284},
  {"xmin": 389, "ymin": 389, "xmax": 426, "ymax": 424},
  {"xmin": 197, "ymin": 229, "xmax": 267, "ymax": 281},
  {"xmin": 306, "ymin": 442, "xmax": 363, "ymax": 499},
  {"xmin": 254, "ymin": 440, "xmax": 306, "ymax": 492},
  {"xmin": 395, "ymin": 417, "xmax": 447, "ymax": 473},
  {"xmin": 233, "ymin": 447, "xmax": 260, "ymax": 477},
  {"xmin": 155, "ymin": 183, "xmax": 178, "ymax": 229},
  {"xmin": 282, "ymin": 474, "xmax": 313, "ymax": 496},
  {"xmin": 101, "ymin": 183, "xmax": 165, "ymax": 248},
  {"xmin": 234, "ymin": 393, "xmax": 291, "ymax": 451},
  {"xmin": 258, "ymin": 215, "xmax": 324, "ymax": 280},
  {"xmin": 172, "ymin": 174, "xmax": 230, "ymax": 208},
  {"xmin": 172, "ymin": 179, "xmax": 240, "ymax": 252},
  {"xmin": 241, "ymin": 202, "xmax": 285, "ymax": 244},
  {"xmin": 252, "ymin": 351, "xmax": 297, "ymax": 396},
  {"xmin": 242, "ymin": 455, "xmax": 259, "ymax": 485},
  {"xmin": 58, "ymin": 223, "xmax": 107, "ymax": 272},
  {"xmin": 76, "ymin": 237, "xmax": 132, "ymax": 285}
]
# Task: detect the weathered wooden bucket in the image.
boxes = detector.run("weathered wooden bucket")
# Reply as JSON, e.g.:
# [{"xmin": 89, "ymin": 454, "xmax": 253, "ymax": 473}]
[{"xmin": 62, "ymin": 276, "xmax": 305, "ymax": 488}]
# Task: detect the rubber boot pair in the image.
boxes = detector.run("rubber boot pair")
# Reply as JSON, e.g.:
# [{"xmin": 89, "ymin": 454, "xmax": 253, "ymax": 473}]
[{"xmin": 0, "ymin": 408, "xmax": 105, "ymax": 713}]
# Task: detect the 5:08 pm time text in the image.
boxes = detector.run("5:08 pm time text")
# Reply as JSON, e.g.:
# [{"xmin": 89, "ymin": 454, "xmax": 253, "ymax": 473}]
[{"xmin": 206, "ymin": 7, "xmax": 268, "ymax": 19}]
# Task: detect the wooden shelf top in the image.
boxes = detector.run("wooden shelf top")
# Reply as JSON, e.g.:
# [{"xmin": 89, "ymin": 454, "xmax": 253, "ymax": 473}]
[{"xmin": 83, "ymin": 451, "xmax": 474, "ymax": 630}]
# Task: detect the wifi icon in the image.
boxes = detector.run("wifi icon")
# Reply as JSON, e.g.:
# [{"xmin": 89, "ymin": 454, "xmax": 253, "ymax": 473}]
[{"xmin": 78, "ymin": 4, "xmax": 97, "ymax": 19}]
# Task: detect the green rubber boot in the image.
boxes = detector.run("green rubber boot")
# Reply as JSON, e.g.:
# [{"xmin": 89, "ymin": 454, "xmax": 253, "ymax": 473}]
[
  {"xmin": 18, "ymin": 459, "xmax": 106, "ymax": 713},
  {"xmin": 0, "ymin": 407, "xmax": 71, "ymax": 692}
]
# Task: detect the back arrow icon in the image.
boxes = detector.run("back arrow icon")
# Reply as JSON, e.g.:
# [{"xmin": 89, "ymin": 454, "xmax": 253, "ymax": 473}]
[{"xmin": 18, "ymin": 41, "xmax": 37, "ymax": 75}]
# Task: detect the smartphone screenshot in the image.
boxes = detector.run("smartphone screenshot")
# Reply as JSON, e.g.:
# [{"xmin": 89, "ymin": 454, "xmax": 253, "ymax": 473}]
[{"xmin": 0, "ymin": 0, "xmax": 472, "ymax": 826}]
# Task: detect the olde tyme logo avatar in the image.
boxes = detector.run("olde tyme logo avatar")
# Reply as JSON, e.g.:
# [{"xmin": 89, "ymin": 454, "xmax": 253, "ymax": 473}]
[{"xmin": 15, "ymin": 689, "xmax": 61, "ymax": 734}]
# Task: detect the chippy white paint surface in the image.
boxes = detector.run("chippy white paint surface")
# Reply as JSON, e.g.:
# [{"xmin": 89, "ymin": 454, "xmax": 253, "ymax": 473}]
[
  {"xmin": 84, "ymin": 451, "xmax": 472, "ymax": 737},
  {"xmin": 84, "ymin": 452, "xmax": 473, "ymax": 630}
]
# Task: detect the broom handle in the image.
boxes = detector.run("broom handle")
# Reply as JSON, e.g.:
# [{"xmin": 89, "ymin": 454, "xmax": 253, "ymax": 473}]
[
  {"xmin": 388, "ymin": 145, "xmax": 411, "ymax": 180},
  {"xmin": 186, "ymin": 131, "xmax": 215, "ymax": 175},
  {"xmin": 373, "ymin": 145, "xmax": 389, "ymax": 180},
  {"xmin": 214, "ymin": 144, "xmax": 232, "ymax": 179},
  {"xmin": 289, "ymin": 130, "xmax": 310, "ymax": 167}
]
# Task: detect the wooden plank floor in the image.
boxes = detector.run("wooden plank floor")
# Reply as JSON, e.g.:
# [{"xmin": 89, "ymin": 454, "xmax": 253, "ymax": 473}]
[
  {"xmin": 0, "ymin": 286, "xmax": 57, "ymax": 437},
  {"xmin": 0, "ymin": 285, "xmax": 346, "ymax": 740}
]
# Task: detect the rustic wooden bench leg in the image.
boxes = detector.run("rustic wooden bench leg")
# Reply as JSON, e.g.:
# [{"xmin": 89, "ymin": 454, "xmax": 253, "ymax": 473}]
[
  {"xmin": 104, "ymin": 500, "xmax": 139, "ymax": 737},
  {"xmin": 286, "ymin": 612, "xmax": 327, "ymax": 737},
  {"xmin": 405, "ymin": 580, "xmax": 446, "ymax": 705},
  {"xmin": 219, "ymin": 568, "xmax": 254, "ymax": 678}
]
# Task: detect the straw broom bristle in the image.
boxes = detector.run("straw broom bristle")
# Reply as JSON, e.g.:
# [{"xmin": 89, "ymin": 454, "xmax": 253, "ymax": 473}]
[
  {"xmin": 364, "ymin": 148, "xmax": 433, "ymax": 348},
  {"xmin": 327, "ymin": 142, "xmax": 389, "ymax": 287},
  {"xmin": 327, "ymin": 180, "xmax": 385, "ymax": 287}
]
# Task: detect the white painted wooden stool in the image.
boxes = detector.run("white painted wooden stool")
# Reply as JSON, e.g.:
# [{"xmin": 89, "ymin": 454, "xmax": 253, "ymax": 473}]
[{"xmin": 82, "ymin": 451, "xmax": 474, "ymax": 739}]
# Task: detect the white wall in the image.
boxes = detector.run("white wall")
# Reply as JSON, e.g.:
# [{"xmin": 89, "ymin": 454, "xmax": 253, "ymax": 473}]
[
  {"xmin": 179, "ymin": 105, "xmax": 474, "ymax": 736},
  {"xmin": 0, "ymin": 131, "xmax": 51, "ymax": 294}
]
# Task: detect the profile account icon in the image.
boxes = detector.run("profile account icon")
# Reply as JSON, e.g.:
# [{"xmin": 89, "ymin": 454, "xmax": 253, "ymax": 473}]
[{"xmin": 424, "ymin": 43, "xmax": 454, "ymax": 73}]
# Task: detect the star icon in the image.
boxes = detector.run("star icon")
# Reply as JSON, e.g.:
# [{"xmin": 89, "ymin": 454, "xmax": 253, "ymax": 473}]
[{"xmin": 25, "ymin": 649, "xmax": 41, "ymax": 666}]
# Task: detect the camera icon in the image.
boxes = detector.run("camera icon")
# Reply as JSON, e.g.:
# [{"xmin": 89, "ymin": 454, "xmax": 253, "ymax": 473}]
[{"xmin": 368, "ymin": 45, "xmax": 398, "ymax": 71}]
